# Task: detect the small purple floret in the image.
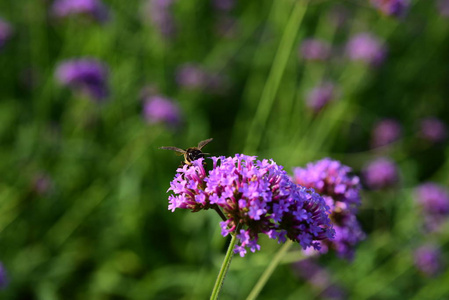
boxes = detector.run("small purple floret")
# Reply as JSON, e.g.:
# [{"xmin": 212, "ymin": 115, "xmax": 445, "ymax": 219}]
[
  {"xmin": 55, "ymin": 58, "xmax": 109, "ymax": 101},
  {"xmin": 362, "ymin": 157, "xmax": 399, "ymax": 190},
  {"xmin": 371, "ymin": 118, "xmax": 402, "ymax": 148},
  {"xmin": 346, "ymin": 33, "xmax": 387, "ymax": 66},
  {"xmin": 143, "ymin": 95, "xmax": 181, "ymax": 127},
  {"xmin": 414, "ymin": 245, "xmax": 443, "ymax": 277},
  {"xmin": 419, "ymin": 117, "xmax": 447, "ymax": 143},
  {"xmin": 299, "ymin": 38, "xmax": 331, "ymax": 61},
  {"xmin": 370, "ymin": 0, "xmax": 409, "ymax": 17},
  {"xmin": 52, "ymin": 0, "xmax": 110, "ymax": 22},
  {"xmin": 305, "ymin": 82, "xmax": 336, "ymax": 113},
  {"xmin": 0, "ymin": 18, "xmax": 13, "ymax": 50}
]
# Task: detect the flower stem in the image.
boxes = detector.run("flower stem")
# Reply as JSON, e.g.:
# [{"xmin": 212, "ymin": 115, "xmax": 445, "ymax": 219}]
[
  {"xmin": 246, "ymin": 240, "xmax": 293, "ymax": 300},
  {"xmin": 210, "ymin": 233, "xmax": 238, "ymax": 300}
]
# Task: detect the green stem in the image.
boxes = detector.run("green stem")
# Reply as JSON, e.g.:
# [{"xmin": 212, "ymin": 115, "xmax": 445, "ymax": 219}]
[
  {"xmin": 244, "ymin": 0, "xmax": 309, "ymax": 153},
  {"xmin": 210, "ymin": 233, "xmax": 238, "ymax": 300},
  {"xmin": 246, "ymin": 240, "xmax": 294, "ymax": 300}
]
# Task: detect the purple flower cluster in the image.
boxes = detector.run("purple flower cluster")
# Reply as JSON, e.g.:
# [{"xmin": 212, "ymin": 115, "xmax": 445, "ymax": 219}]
[
  {"xmin": 414, "ymin": 244, "xmax": 443, "ymax": 277},
  {"xmin": 167, "ymin": 154, "xmax": 335, "ymax": 257},
  {"xmin": 175, "ymin": 63, "xmax": 226, "ymax": 93},
  {"xmin": 146, "ymin": 0, "xmax": 176, "ymax": 38},
  {"xmin": 299, "ymin": 38, "xmax": 331, "ymax": 61},
  {"xmin": 0, "ymin": 18, "xmax": 12, "ymax": 50},
  {"xmin": 293, "ymin": 158, "xmax": 364, "ymax": 260},
  {"xmin": 414, "ymin": 182, "xmax": 449, "ymax": 232},
  {"xmin": 143, "ymin": 95, "xmax": 181, "ymax": 127},
  {"xmin": 51, "ymin": 0, "xmax": 110, "ymax": 23},
  {"xmin": 346, "ymin": 33, "xmax": 387, "ymax": 66},
  {"xmin": 55, "ymin": 58, "xmax": 109, "ymax": 101},
  {"xmin": 0, "ymin": 262, "xmax": 7, "ymax": 289},
  {"xmin": 305, "ymin": 82, "xmax": 336, "ymax": 113},
  {"xmin": 370, "ymin": 0, "xmax": 408, "ymax": 17},
  {"xmin": 419, "ymin": 117, "xmax": 447, "ymax": 143},
  {"xmin": 362, "ymin": 157, "xmax": 399, "ymax": 190},
  {"xmin": 371, "ymin": 118, "xmax": 402, "ymax": 148}
]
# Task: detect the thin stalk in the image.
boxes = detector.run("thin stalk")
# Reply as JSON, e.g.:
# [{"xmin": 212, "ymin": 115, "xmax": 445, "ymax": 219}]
[
  {"xmin": 246, "ymin": 240, "xmax": 294, "ymax": 300},
  {"xmin": 210, "ymin": 233, "xmax": 238, "ymax": 300},
  {"xmin": 244, "ymin": 0, "xmax": 309, "ymax": 153}
]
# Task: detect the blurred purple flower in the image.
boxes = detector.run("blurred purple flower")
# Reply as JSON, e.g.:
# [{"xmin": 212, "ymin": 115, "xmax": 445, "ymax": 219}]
[
  {"xmin": 0, "ymin": 18, "xmax": 13, "ymax": 50},
  {"xmin": 56, "ymin": 58, "xmax": 109, "ymax": 101},
  {"xmin": 438, "ymin": 0, "xmax": 449, "ymax": 17},
  {"xmin": 299, "ymin": 38, "xmax": 331, "ymax": 61},
  {"xmin": 293, "ymin": 158, "xmax": 364, "ymax": 260},
  {"xmin": 51, "ymin": 0, "xmax": 109, "ymax": 22},
  {"xmin": 292, "ymin": 258, "xmax": 346, "ymax": 299},
  {"xmin": 362, "ymin": 157, "xmax": 399, "ymax": 190},
  {"xmin": 167, "ymin": 154, "xmax": 335, "ymax": 257},
  {"xmin": 212, "ymin": 0, "xmax": 235, "ymax": 11},
  {"xmin": 32, "ymin": 173, "xmax": 53, "ymax": 196},
  {"xmin": 415, "ymin": 182, "xmax": 449, "ymax": 232},
  {"xmin": 143, "ymin": 95, "xmax": 181, "ymax": 127},
  {"xmin": 414, "ymin": 245, "xmax": 443, "ymax": 277},
  {"xmin": 419, "ymin": 117, "xmax": 447, "ymax": 143},
  {"xmin": 215, "ymin": 16, "xmax": 237, "ymax": 38},
  {"xmin": 175, "ymin": 64, "xmax": 207, "ymax": 89},
  {"xmin": 371, "ymin": 119, "xmax": 402, "ymax": 148},
  {"xmin": 371, "ymin": 0, "xmax": 409, "ymax": 17},
  {"xmin": 0, "ymin": 262, "xmax": 8, "ymax": 289},
  {"xmin": 305, "ymin": 82, "xmax": 336, "ymax": 113},
  {"xmin": 146, "ymin": 0, "xmax": 176, "ymax": 37},
  {"xmin": 346, "ymin": 33, "xmax": 387, "ymax": 66}
]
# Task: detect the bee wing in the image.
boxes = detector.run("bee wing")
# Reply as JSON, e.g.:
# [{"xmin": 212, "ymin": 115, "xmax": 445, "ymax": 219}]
[
  {"xmin": 159, "ymin": 146, "xmax": 186, "ymax": 156},
  {"xmin": 198, "ymin": 138, "xmax": 213, "ymax": 150}
]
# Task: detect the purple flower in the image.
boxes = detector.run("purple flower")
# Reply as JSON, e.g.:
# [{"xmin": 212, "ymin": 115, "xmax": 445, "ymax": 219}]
[
  {"xmin": 293, "ymin": 158, "xmax": 364, "ymax": 259},
  {"xmin": 370, "ymin": 0, "xmax": 409, "ymax": 17},
  {"xmin": 346, "ymin": 33, "xmax": 387, "ymax": 66},
  {"xmin": 299, "ymin": 39, "xmax": 331, "ymax": 61},
  {"xmin": 0, "ymin": 18, "xmax": 13, "ymax": 50},
  {"xmin": 305, "ymin": 82, "xmax": 336, "ymax": 113},
  {"xmin": 146, "ymin": 0, "xmax": 176, "ymax": 37},
  {"xmin": 438, "ymin": 0, "xmax": 449, "ymax": 17},
  {"xmin": 167, "ymin": 154, "xmax": 335, "ymax": 256},
  {"xmin": 419, "ymin": 117, "xmax": 447, "ymax": 143},
  {"xmin": 212, "ymin": 0, "xmax": 235, "ymax": 11},
  {"xmin": 0, "ymin": 262, "xmax": 8, "ymax": 289},
  {"xmin": 51, "ymin": 0, "xmax": 109, "ymax": 22},
  {"xmin": 32, "ymin": 173, "xmax": 53, "ymax": 196},
  {"xmin": 175, "ymin": 64, "xmax": 207, "ymax": 90},
  {"xmin": 362, "ymin": 157, "xmax": 399, "ymax": 190},
  {"xmin": 371, "ymin": 119, "xmax": 402, "ymax": 148},
  {"xmin": 143, "ymin": 95, "xmax": 181, "ymax": 127},
  {"xmin": 55, "ymin": 58, "xmax": 109, "ymax": 101},
  {"xmin": 414, "ymin": 245, "xmax": 443, "ymax": 277},
  {"xmin": 415, "ymin": 182, "xmax": 449, "ymax": 231}
]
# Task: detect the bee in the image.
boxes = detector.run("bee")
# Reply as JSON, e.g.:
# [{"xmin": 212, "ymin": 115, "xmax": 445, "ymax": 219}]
[{"xmin": 159, "ymin": 138, "xmax": 213, "ymax": 166}]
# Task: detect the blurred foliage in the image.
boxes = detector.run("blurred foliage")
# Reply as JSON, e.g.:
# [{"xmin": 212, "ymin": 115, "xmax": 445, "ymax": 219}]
[{"xmin": 0, "ymin": 0, "xmax": 449, "ymax": 299}]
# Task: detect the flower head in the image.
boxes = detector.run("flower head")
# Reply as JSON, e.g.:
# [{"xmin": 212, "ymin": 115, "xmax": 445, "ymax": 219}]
[
  {"xmin": 56, "ymin": 58, "xmax": 109, "ymax": 101},
  {"xmin": 293, "ymin": 158, "xmax": 364, "ymax": 259},
  {"xmin": 419, "ymin": 117, "xmax": 447, "ymax": 143},
  {"xmin": 146, "ymin": 0, "xmax": 176, "ymax": 37},
  {"xmin": 144, "ymin": 95, "xmax": 181, "ymax": 127},
  {"xmin": 0, "ymin": 18, "xmax": 13, "ymax": 50},
  {"xmin": 305, "ymin": 82, "xmax": 336, "ymax": 113},
  {"xmin": 371, "ymin": 118, "xmax": 402, "ymax": 148},
  {"xmin": 299, "ymin": 38, "xmax": 331, "ymax": 61},
  {"xmin": 414, "ymin": 244, "xmax": 443, "ymax": 277},
  {"xmin": 167, "ymin": 154, "xmax": 335, "ymax": 256},
  {"xmin": 346, "ymin": 33, "xmax": 387, "ymax": 66},
  {"xmin": 0, "ymin": 262, "xmax": 8, "ymax": 289},
  {"xmin": 51, "ymin": 0, "xmax": 110, "ymax": 22},
  {"xmin": 415, "ymin": 182, "xmax": 449, "ymax": 232},
  {"xmin": 371, "ymin": 0, "xmax": 409, "ymax": 17},
  {"xmin": 362, "ymin": 157, "xmax": 399, "ymax": 190}
]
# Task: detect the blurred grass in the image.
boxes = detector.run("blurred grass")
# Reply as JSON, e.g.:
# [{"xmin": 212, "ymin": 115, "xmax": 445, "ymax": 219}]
[{"xmin": 0, "ymin": 0, "xmax": 449, "ymax": 299}]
